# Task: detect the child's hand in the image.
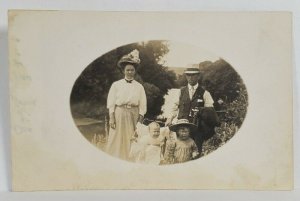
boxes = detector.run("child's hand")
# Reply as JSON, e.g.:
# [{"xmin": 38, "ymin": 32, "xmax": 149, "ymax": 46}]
[
  {"xmin": 133, "ymin": 130, "xmax": 138, "ymax": 138},
  {"xmin": 192, "ymin": 151, "xmax": 200, "ymax": 159},
  {"xmin": 130, "ymin": 131, "xmax": 138, "ymax": 142},
  {"xmin": 130, "ymin": 136, "xmax": 137, "ymax": 143},
  {"xmin": 159, "ymin": 160, "xmax": 168, "ymax": 165},
  {"xmin": 130, "ymin": 139, "xmax": 137, "ymax": 143}
]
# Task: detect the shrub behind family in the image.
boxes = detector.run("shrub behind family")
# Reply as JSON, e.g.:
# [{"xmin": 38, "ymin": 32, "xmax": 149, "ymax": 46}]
[{"xmin": 70, "ymin": 41, "xmax": 248, "ymax": 164}]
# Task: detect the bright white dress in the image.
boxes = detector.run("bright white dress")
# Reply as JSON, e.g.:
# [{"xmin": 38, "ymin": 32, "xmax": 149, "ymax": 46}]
[{"xmin": 129, "ymin": 123, "xmax": 174, "ymax": 165}]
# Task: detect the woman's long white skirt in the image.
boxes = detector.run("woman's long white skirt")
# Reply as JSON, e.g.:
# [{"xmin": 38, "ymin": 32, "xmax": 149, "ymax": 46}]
[{"xmin": 105, "ymin": 106, "xmax": 139, "ymax": 161}]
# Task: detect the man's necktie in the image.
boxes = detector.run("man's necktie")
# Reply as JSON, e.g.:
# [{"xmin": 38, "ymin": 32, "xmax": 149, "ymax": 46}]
[{"xmin": 190, "ymin": 86, "xmax": 195, "ymax": 99}]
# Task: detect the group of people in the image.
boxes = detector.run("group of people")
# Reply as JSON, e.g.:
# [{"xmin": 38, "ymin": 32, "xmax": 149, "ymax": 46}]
[
  {"xmin": 105, "ymin": 49, "xmax": 220, "ymax": 164},
  {"xmin": 129, "ymin": 119, "xmax": 200, "ymax": 165}
]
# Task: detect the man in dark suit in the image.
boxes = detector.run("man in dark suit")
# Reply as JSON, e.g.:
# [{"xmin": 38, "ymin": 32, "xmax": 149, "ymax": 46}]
[{"xmin": 165, "ymin": 68, "xmax": 220, "ymax": 154}]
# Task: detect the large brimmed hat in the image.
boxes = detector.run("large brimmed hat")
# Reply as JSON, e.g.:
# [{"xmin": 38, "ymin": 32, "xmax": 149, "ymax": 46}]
[
  {"xmin": 184, "ymin": 68, "xmax": 200, "ymax": 74},
  {"xmin": 169, "ymin": 119, "xmax": 198, "ymax": 133},
  {"xmin": 117, "ymin": 49, "xmax": 141, "ymax": 69}
]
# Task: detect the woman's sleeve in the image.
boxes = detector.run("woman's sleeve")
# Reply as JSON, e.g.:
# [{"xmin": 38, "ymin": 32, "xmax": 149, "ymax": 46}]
[
  {"xmin": 107, "ymin": 82, "xmax": 116, "ymax": 114},
  {"xmin": 139, "ymin": 85, "xmax": 147, "ymax": 116}
]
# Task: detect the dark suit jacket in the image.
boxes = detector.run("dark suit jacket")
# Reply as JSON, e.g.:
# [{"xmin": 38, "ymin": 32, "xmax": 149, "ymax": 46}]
[
  {"xmin": 177, "ymin": 85, "xmax": 220, "ymax": 140},
  {"xmin": 177, "ymin": 86, "xmax": 205, "ymax": 120}
]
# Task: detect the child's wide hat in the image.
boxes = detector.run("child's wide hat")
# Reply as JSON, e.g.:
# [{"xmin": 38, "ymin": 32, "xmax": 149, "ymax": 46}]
[{"xmin": 169, "ymin": 119, "xmax": 198, "ymax": 132}]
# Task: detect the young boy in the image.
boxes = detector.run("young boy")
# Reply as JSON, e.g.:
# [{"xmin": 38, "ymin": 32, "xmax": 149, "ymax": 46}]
[{"xmin": 162, "ymin": 119, "xmax": 199, "ymax": 164}]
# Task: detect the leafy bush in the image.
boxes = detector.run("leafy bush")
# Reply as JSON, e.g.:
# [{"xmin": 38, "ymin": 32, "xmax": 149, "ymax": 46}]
[
  {"xmin": 172, "ymin": 59, "xmax": 249, "ymax": 156},
  {"xmin": 70, "ymin": 41, "xmax": 177, "ymax": 120},
  {"xmin": 202, "ymin": 86, "xmax": 248, "ymax": 156}
]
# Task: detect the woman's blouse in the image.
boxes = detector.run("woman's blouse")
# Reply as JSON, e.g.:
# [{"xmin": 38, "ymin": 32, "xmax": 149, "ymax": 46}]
[{"xmin": 107, "ymin": 79, "xmax": 147, "ymax": 116}]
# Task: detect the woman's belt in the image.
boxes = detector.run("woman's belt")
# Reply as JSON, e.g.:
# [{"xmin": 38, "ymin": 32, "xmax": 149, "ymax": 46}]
[{"xmin": 116, "ymin": 104, "xmax": 138, "ymax": 109}]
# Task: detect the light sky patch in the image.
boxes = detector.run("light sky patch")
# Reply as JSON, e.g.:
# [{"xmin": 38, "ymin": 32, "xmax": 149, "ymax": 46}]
[{"xmin": 160, "ymin": 41, "xmax": 219, "ymax": 68}]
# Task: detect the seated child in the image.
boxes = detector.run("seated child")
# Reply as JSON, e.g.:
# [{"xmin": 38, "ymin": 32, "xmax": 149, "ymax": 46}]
[
  {"xmin": 129, "ymin": 121, "xmax": 174, "ymax": 165},
  {"xmin": 162, "ymin": 119, "xmax": 199, "ymax": 164}
]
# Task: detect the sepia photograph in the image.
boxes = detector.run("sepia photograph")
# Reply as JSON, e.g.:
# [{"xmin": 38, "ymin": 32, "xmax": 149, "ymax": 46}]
[
  {"xmin": 70, "ymin": 40, "xmax": 248, "ymax": 165},
  {"xmin": 8, "ymin": 11, "xmax": 293, "ymax": 191}
]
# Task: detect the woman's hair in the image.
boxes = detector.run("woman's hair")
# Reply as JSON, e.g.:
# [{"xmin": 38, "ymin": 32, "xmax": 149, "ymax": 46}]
[{"xmin": 119, "ymin": 62, "xmax": 138, "ymax": 72}]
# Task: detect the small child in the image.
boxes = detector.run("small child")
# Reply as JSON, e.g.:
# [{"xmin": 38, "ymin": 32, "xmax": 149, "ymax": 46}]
[
  {"xmin": 162, "ymin": 119, "xmax": 199, "ymax": 164},
  {"xmin": 129, "ymin": 121, "xmax": 174, "ymax": 165}
]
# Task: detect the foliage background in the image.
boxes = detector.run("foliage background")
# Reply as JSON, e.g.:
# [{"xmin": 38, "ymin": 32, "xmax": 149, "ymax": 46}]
[
  {"xmin": 70, "ymin": 40, "xmax": 248, "ymax": 156},
  {"xmin": 70, "ymin": 41, "xmax": 176, "ymax": 120}
]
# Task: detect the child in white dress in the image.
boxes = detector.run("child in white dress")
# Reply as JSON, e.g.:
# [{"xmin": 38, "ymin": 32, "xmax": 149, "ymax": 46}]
[{"xmin": 129, "ymin": 121, "xmax": 174, "ymax": 165}]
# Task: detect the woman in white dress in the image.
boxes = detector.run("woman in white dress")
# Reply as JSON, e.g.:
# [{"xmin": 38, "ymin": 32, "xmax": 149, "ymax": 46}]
[{"xmin": 106, "ymin": 50, "xmax": 147, "ymax": 160}]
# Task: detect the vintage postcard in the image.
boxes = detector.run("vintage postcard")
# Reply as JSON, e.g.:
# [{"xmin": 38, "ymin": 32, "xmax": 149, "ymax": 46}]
[{"xmin": 9, "ymin": 11, "xmax": 293, "ymax": 191}]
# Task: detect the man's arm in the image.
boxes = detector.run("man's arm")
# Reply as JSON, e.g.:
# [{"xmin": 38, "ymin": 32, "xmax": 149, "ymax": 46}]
[
  {"xmin": 165, "ymin": 89, "xmax": 181, "ymax": 126},
  {"xmin": 203, "ymin": 90, "xmax": 214, "ymax": 107}
]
